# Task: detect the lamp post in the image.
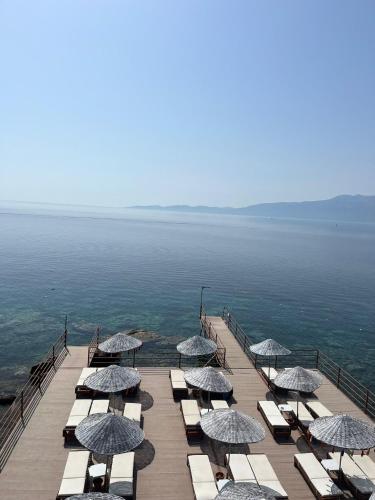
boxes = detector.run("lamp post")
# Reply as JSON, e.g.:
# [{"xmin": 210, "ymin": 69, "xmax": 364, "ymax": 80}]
[{"xmin": 200, "ymin": 286, "xmax": 211, "ymax": 319}]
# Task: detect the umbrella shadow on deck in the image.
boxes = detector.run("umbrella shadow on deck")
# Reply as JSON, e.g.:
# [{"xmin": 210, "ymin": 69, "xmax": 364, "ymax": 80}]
[
  {"xmin": 124, "ymin": 389, "xmax": 154, "ymax": 411},
  {"xmin": 134, "ymin": 439, "xmax": 155, "ymax": 469}
]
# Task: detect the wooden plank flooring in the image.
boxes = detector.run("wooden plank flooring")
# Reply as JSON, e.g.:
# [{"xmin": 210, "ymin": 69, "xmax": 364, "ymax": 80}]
[{"xmin": 0, "ymin": 318, "xmax": 373, "ymax": 500}]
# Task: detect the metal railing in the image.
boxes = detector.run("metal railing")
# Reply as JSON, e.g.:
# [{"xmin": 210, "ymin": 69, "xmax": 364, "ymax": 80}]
[
  {"xmin": 0, "ymin": 328, "xmax": 68, "ymax": 471},
  {"xmin": 222, "ymin": 307, "xmax": 375, "ymax": 420},
  {"xmin": 87, "ymin": 327, "xmax": 225, "ymax": 369},
  {"xmin": 200, "ymin": 308, "xmax": 228, "ymax": 370}
]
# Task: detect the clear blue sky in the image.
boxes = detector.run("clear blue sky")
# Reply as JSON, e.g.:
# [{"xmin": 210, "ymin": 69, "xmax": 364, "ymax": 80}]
[{"xmin": 1, "ymin": 0, "xmax": 374, "ymax": 206}]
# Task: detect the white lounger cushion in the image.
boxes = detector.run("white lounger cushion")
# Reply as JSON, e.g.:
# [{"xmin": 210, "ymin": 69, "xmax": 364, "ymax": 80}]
[
  {"xmin": 188, "ymin": 455, "xmax": 216, "ymax": 483},
  {"xmin": 353, "ymin": 455, "xmax": 375, "ymax": 481},
  {"xmin": 181, "ymin": 400, "xmax": 200, "ymax": 426},
  {"xmin": 66, "ymin": 415, "xmax": 86, "ymax": 428},
  {"xmin": 295, "ymin": 453, "xmax": 342, "ymax": 497},
  {"xmin": 258, "ymin": 401, "xmax": 289, "ymax": 429},
  {"xmin": 123, "ymin": 403, "xmax": 142, "ymax": 423},
  {"xmin": 58, "ymin": 450, "xmax": 90, "ymax": 497},
  {"xmin": 226, "ymin": 454, "xmax": 255, "ymax": 482},
  {"xmin": 305, "ymin": 401, "xmax": 332, "ymax": 418},
  {"xmin": 110, "ymin": 452, "xmax": 134, "ymax": 482},
  {"xmin": 329, "ymin": 452, "xmax": 375, "ymax": 494},
  {"xmin": 192, "ymin": 481, "xmax": 218, "ymax": 500},
  {"xmin": 247, "ymin": 454, "xmax": 287, "ymax": 498},
  {"xmin": 211, "ymin": 400, "xmax": 229, "ymax": 410},
  {"xmin": 76, "ymin": 368, "xmax": 97, "ymax": 386},
  {"xmin": 70, "ymin": 399, "xmax": 92, "ymax": 416},
  {"xmin": 261, "ymin": 367, "xmax": 278, "ymax": 380},
  {"xmin": 171, "ymin": 369, "xmax": 188, "ymax": 389},
  {"xmin": 287, "ymin": 401, "xmax": 314, "ymax": 425},
  {"xmin": 90, "ymin": 399, "xmax": 109, "ymax": 415}
]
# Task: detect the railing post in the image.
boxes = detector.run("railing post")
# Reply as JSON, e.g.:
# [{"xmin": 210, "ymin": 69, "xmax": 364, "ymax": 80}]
[
  {"xmin": 178, "ymin": 353, "xmax": 182, "ymax": 368},
  {"xmin": 365, "ymin": 389, "xmax": 369, "ymax": 412},
  {"xmin": 52, "ymin": 345, "xmax": 55, "ymax": 366},
  {"xmin": 20, "ymin": 390, "xmax": 24, "ymax": 422},
  {"xmin": 316, "ymin": 350, "xmax": 320, "ymax": 369},
  {"xmin": 38, "ymin": 372, "xmax": 42, "ymax": 393},
  {"xmin": 223, "ymin": 348, "xmax": 226, "ymax": 367},
  {"xmin": 337, "ymin": 368, "xmax": 341, "ymax": 387},
  {"xmin": 64, "ymin": 314, "xmax": 68, "ymax": 349}
]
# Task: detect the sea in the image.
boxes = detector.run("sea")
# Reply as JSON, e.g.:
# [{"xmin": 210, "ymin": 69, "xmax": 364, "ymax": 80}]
[{"xmin": 0, "ymin": 202, "xmax": 374, "ymax": 399}]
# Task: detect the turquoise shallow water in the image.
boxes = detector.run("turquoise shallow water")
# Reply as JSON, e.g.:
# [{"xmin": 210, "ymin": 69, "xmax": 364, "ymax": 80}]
[{"xmin": 0, "ymin": 205, "xmax": 374, "ymax": 394}]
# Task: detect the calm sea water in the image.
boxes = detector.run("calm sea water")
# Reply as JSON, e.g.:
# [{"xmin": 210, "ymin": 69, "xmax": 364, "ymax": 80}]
[{"xmin": 0, "ymin": 204, "xmax": 374, "ymax": 395}]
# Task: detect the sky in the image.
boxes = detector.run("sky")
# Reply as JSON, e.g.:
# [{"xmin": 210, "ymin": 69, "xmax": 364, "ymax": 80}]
[{"xmin": 0, "ymin": 0, "xmax": 374, "ymax": 207}]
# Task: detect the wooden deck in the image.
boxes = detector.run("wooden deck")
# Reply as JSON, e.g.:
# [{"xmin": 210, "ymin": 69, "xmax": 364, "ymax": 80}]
[{"xmin": 0, "ymin": 317, "xmax": 373, "ymax": 500}]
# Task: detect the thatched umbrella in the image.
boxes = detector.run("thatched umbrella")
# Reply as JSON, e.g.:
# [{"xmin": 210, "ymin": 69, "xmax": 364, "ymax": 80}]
[
  {"xmin": 177, "ymin": 335, "xmax": 217, "ymax": 357},
  {"xmin": 215, "ymin": 481, "xmax": 278, "ymax": 499},
  {"xmin": 68, "ymin": 494, "xmax": 123, "ymax": 500},
  {"xmin": 250, "ymin": 339, "xmax": 291, "ymax": 379},
  {"xmin": 99, "ymin": 331, "xmax": 142, "ymax": 366},
  {"xmin": 274, "ymin": 366, "xmax": 322, "ymax": 418},
  {"xmin": 184, "ymin": 367, "xmax": 232, "ymax": 407},
  {"xmin": 84, "ymin": 365, "xmax": 141, "ymax": 409},
  {"xmin": 200, "ymin": 408, "xmax": 265, "ymax": 474},
  {"xmin": 75, "ymin": 412, "xmax": 144, "ymax": 479},
  {"xmin": 309, "ymin": 414, "xmax": 375, "ymax": 472},
  {"xmin": 369, "ymin": 493, "xmax": 375, "ymax": 500}
]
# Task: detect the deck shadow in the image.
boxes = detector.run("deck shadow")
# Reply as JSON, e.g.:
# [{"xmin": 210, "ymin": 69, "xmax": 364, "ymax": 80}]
[{"xmin": 134, "ymin": 439, "xmax": 155, "ymax": 469}]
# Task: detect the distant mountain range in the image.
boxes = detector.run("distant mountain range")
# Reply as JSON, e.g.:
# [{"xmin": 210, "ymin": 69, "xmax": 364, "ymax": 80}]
[{"xmin": 130, "ymin": 195, "xmax": 375, "ymax": 222}]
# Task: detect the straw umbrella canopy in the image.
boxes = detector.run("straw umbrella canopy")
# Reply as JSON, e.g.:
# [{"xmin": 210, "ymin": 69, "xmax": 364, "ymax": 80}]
[
  {"xmin": 184, "ymin": 367, "xmax": 232, "ymax": 407},
  {"xmin": 273, "ymin": 366, "xmax": 323, "ymax": 418},
  {"xmin": 215, "ymin": 481, "xmax": 278, "ymax": 500},
  {"xmin": 99, "ymin": 332, "xmax": 142, "ymax": 353},
  {"xmin": 75, "ymin": 413, "xmax": 144, "ymax": 455},
  {"xmin": 309, "ymin": 414, "xmax": 375, "ymax": 471},
  {"xmin": 177, "ymin": 335, "xmax": 217, "ymax": 357},
  {"xmin": 84, "ymin": 365, "xmax": 141, "ymax": 393},
  {"xmin": 68, "ymin": 494, "xmax": 124, "ymax": 500},
  {"xmin": 201, "ymin": 408, "xmax": 265, "ymax": 473},
  {"xmin": 369, "ymin": 493, "xmax": 375, "ymax": 500},
  {"xmin": 250, "ymin": 339, "xmax": 291, "ymax": 379}
]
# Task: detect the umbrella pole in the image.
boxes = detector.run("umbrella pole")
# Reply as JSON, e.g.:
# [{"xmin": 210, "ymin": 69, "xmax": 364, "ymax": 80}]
[
  {"xmin": 268, "ymin": 357, "xmax": 271, "ymax": 380},
  {"xmin": 296, "ymin": 396, "xmax": 299, "ymax": 420},
  {"xmin": 133, "ymin": 349, "xmax": 135, "ymax": 368},
  {"xmin": 227, "ymin": 443, "xmax": 231, "ymax": 478}
]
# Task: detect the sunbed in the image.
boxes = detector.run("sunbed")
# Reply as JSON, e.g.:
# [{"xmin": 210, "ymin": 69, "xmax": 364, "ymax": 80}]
[
  {"xmin": 56, "ymin": 450, "xmax": 90, "ymax": 499},
  {"xmin": 211, "ymin": 400, "xmax": 229, "ymax": 410},
  {"xmin": 109, "ymin": 452, "xmax": 135, "ymax": 499},
  {"xmin": 352, "ymin": 454, "xmax": 375, "ymax": 482},
  {"xmin": 287, "ymin": 401, "xmax": 314, "ymax": 429},
  {"xmin": 294, "ymin": 453, "xmax": 342, "ymax": 500},
  {"xmin": 181, "ymin": 399, "xmax": 201, "ymax": 439},
  {"xmin": 260, "ymin": 366, "xmax": 278, "ymax": 383},
  {"xmin": 89, "ymin": 398, "xmax": 109, "ymax": 415},
  {"xmin": 63, "ymin": 399, "xmax": 92, "ymax": 443},
  {"xmin": 305, "ymin": 401, "xmax": 333, "ymax": 419},
  {"xmin": 187, "ymin": 454, "xmax": 218, "ymax": 500},
  {"xmin": 257, "ymin": 401, "xmax": 291, "ymax": 438},
  {"xmin": 329, "ymin": 451, "xmax": 375, "ymax": 498},
  {"xmin": 75, "ymin": 367, "xmax": 97, "ymax": 398},
  {"xmin": 123, "ymin": 402, "xmax": 142, "ymax": 425},
  {"xmin": 247, "ymin": 454, "xmax": 288, "ymax": 499},
  {"xmin": 225, "ymin": 453, "xmax": 256, "ymax": 482},
  {"xmin": 170, "ymin": 369, "xmax": 189, "ymax": 399}
]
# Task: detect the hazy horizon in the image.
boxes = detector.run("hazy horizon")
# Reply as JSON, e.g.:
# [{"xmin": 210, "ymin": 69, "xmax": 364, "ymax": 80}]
[{"xmin": 1, "ymin": 1, "xmax": 375, "ymax": 205}]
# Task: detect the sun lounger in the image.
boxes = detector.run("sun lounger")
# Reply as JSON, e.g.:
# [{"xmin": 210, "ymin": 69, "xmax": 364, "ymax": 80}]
[
  {"xmin": 56, "ymin": 450, "xmax": 90, "ymax": 499},
  {"xmin": 329, "ymin": 452, "xmax": 375, "ymax": 497},
  {"xmin": 260, "ymin": 366, "xmax": 279, "ymax": 382},
  {"xmin": 352, "ymin": 454, "xmax": 375, "ymax": 482},
  {"xmin": 181, "ymin": 399, "xmax": 201, "ymax": 439},
  {"xmin": 109, "ymin": 452, "xmax": 135, "ymax": 499},
  {"xmin": 287, "ymin": 401, "xmax": 314, "ymax": 429},
  {"xmin": 225, "ymin": 453, "xmax": 256, "ymax": 482},
  {"xmin": 75, "ymin": 368, "xmax": 97, "ymax": 398},
  {"xmin": 257, "ymin": 401, "xmax": 291, "ymax": 438},
  {"xmin": 294, "ymin": 453, "xmax": 342, "ymax": 500},
  {"xmin": 247, "ymin": 454, "xmax": 288, "ymax": 499},
  {"xmin": 123, "ymin": 403, "xmax": 142, "ymax": 425},
  {"xmin": 305, "ymin": 401, "xmax": 333, "ymax": 419},
  {"xmin": 63, "ymin": 399, "xmax": 92, "ymax": 442},
  {"xmin": 211, "ymin": 400, "xmax": 229, "ymax": 410},
  {"xmin": 89, "ymin": 399, "xmax": 109, "ymax": 415},
  {"xmin": 170, "ymin": 369, "xmax": 189, "ymax": 399},
  {"xmin": 188, "ymin": 454, "xmax": 218, "ymax": 500}
]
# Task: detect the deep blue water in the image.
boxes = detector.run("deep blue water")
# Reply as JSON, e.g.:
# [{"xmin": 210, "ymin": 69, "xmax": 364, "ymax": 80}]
[{"xmin": 0, "ymin": 204, "xmax": 374, "ymax": 394}]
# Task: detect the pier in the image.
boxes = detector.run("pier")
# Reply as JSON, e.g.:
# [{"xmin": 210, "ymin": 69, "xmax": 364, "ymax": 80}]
[{"xmin": 0, "ymin": 313, "xmax": 374, "ymax": 500}]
